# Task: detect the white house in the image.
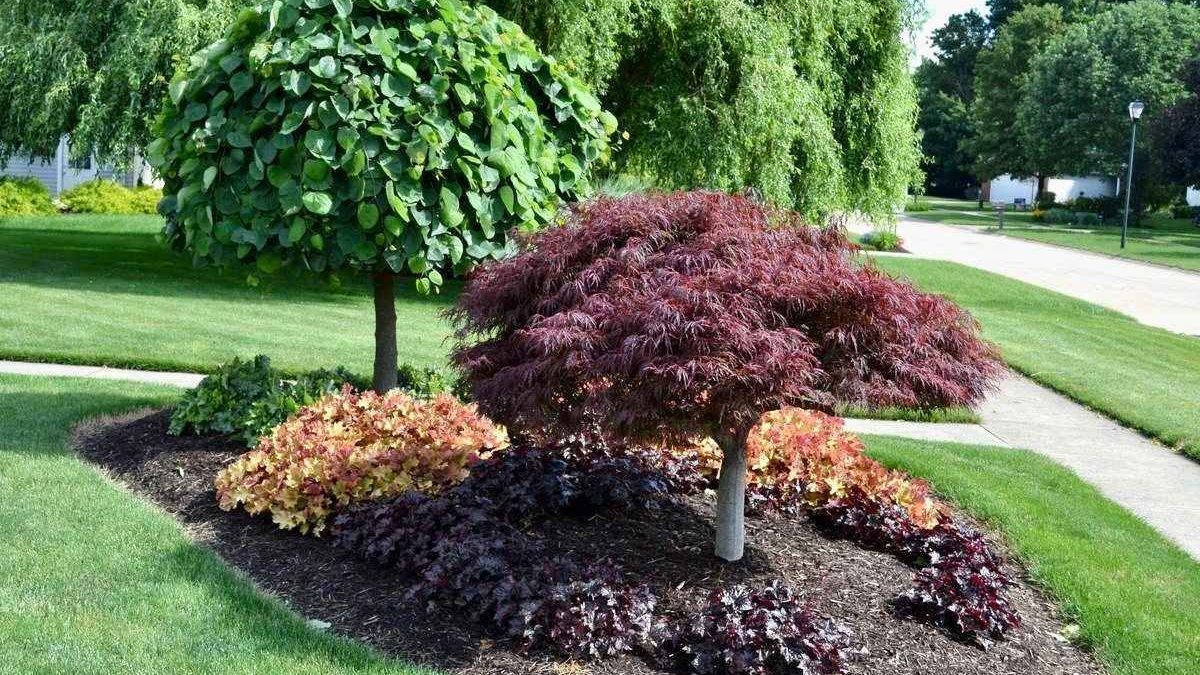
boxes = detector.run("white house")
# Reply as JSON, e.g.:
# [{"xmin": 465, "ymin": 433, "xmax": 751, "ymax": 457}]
[
  {"xmin": 1, "ymin": 137, "xmax": 148, "ymax": 197},
  {"xmin": 985, "ymin": 174, "xmax": 1200, "ymax": 209},
  {"xmin": 982, "ymin": 174, "xmax": 1117, "ymax": 206}
]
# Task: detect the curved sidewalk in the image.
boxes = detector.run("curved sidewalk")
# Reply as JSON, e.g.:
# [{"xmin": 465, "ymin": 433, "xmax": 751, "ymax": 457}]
[
  {"xmin": 858, "ymin": 218, "xmax": 1200, "ymax": 336},
  {"xmin": 4, "ymin": 359, "xmax": 1199, "ymax": 561}
]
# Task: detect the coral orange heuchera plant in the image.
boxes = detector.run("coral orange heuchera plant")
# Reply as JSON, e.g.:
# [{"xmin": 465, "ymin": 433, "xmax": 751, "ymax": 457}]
[
  {"xmin": 741, "ymin": 409, "xmax": 946, "ymax": 528},
  {"xmin": 215, "ymin": 387, "xmax": 507, "ymax": 534},
  {"xmin": 451, "ymin": 191, "xmax": 999, "ymax": 561}
]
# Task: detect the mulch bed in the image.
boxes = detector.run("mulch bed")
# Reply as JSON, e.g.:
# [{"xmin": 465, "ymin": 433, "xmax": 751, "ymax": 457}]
[{"xmin": 73, "ymin": 409, "xmax": 1104, "ymax": 675}]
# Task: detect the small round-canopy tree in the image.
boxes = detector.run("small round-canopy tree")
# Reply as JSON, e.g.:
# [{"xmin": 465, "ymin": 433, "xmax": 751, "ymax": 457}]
[
  {"xmin": 451, "ymin": 191, "xmax": 999, "ymax": 561},
  {"xmin": 149, "ymin": 0, "xmax": 616, "ymax": 391}
]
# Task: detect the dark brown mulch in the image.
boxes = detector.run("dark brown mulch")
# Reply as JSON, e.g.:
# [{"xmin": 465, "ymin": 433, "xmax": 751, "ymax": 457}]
[{"xmin": 73, "ymin": 409, "xmax": 1104, "ymax": 675}]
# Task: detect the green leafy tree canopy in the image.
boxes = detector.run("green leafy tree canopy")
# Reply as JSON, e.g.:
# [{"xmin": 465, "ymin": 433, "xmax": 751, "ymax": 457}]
[
  {"xmin": 1018, "ymin": 0, "xmax": 1200, "ymax": 180},
  {"xmin": 914, "ymin": 9, "xmax": 989, "ymax": 196},
  {"xmin": 488, "ymin": 0, "xmax": 922, "ymax": 220},
  {"xmin": 1157, "ymin": 58, "xmax": 1200, "ymax": 191},
  {"xmin": 969, "ymin": 3, "xmax": 1067, "ymax": 181},
  {"xmin": 149, "ymin": 0, "xmax": 615, "ymax": 390},
  {"xmin": 0, "ymin": 0, "xmax": 246, "ymax": 166}
]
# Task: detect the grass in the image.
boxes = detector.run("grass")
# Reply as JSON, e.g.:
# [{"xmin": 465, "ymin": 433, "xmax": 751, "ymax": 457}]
[
  {"xmin": 0, "ymin": 214, "xmax": 454, "ymax": 374},
  {"xmin": 865, "ymin": 435, "xmax": 1200, "ymax": 675},
  {"xmin": 0, "ymin": 373, "xmax": 432, "ymax": 675},
  {"xmin": 873, "ymin": 256, "xmax": 1200, "ymax": 459},
  {"xmin": 904, "ymin": 197, "xmax": 1200, "ymax": 272},
  {"xmin": 834, "ymin": 403, "xmax": 979, "ymax": 424},
  {"xmin": 0, "ymin": 213, "xmax": 971, "ymax": 423}
]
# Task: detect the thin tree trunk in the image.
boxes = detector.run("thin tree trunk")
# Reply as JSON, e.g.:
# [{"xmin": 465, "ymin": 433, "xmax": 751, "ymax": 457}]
[
  {"xmin": 372, "ymin": 271, "xmax": 398, "ymax": 393},
  {"xmin": 714, "ymin": 429, "xmax": 749, "ymax": 562}
]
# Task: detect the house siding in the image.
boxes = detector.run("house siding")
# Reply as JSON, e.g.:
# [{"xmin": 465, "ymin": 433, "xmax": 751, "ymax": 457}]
[{"xmin": 1, "ymin": 137, "xmax": 138, "ymax": 196}]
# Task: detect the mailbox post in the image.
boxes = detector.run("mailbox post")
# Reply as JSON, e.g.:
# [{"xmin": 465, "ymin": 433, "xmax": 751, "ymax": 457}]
[{"xmin": 994, "ymin": 202, "xmax": 1006, "ymax": 230}]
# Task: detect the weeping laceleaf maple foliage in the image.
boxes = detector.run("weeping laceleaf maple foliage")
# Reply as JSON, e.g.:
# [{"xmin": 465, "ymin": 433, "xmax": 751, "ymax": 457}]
[{"xmin": 450, "ymin": 191, "xmax": 999, "ymax": 442}]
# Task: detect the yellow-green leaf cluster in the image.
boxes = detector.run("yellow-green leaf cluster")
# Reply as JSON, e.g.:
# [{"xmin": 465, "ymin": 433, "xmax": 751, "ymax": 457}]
[{"xmin": 214, "ymin": 387, "xmax": 509, "ymax": 534}]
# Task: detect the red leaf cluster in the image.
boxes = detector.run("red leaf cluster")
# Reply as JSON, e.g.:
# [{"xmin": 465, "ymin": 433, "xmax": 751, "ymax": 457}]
[{"xmin": 451, "ymin": 191, "xmax": 1000, "ymax": 441}]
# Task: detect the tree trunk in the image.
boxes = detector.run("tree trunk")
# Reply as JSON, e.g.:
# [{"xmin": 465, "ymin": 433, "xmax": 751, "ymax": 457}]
[
  {"xmin": 1036, "ymin": 174, "xmax": 1048, "ymax": 203},
  {"xmin": 372, "ymin": 271, "xmax": 398, "ymax": 393},
  {"xmin": 714, "ymin": 429, "xmax": 749, "ymax": 562}
]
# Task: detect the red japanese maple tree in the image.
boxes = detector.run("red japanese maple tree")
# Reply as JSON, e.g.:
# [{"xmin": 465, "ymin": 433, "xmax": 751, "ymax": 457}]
[{"xmin": 451, "ymin": 191, "xmax": 999, "ymax": 561}]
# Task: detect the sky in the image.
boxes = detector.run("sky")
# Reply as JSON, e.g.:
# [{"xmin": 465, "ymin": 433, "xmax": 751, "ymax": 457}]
[{"xmin": 914, "ymin": 0, "xmax": 989, "ymax": 61}]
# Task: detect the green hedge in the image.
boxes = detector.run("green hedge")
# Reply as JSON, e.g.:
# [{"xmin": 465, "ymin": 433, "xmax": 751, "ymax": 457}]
[
  {"xmin": 0, "ymin": 177, "xmax": 55, "ymax": 216},
  {"xmin": 60, "ymin": 180, "xmax": 160, "ymax": 215}
]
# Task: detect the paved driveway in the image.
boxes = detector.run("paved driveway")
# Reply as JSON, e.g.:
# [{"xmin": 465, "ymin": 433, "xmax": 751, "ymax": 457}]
[{"xmin": 862, "ymin": 218, "xmax": 1200, "ymax": 336}]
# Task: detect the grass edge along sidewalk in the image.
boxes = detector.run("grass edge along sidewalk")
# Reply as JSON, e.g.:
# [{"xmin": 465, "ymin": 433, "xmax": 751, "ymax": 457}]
[
  {"xmin": 873, "ymin": 255, "xmax": 1200, "ymax": 461},
  {"xmin": 866, "ymin": 434, "xmax": 1200, "ymax": 675}
]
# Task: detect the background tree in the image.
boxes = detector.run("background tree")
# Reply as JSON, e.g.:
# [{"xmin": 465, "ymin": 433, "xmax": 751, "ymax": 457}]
[
  {"xmin": 1157, "ymin": 58, "xmax": 1200, "ymax": 192},
  {"xmin": 0, "ymin": 0, "xmax": 246, "ymax": 166},
  {"xmin": 150, "ymin": 0, "xmax": 615, "ymax": 392},
  {"xmin": 451, "ymin": 191, "xmax": 999, "ymax": 562},
  {"xmin": 969, "ymin": 4, "xmax": 1067, "ymax": 192},
  {"xmin": 1018, "ymin": 0, "xmax": 1200, "ymax": 210},
  {"xmin": 486, "ymin": 0, "xmax": 922, "ymax": 220},
  {"xmin": 914, "ymin": 10, "xmax": 989, "ymax": 196}
]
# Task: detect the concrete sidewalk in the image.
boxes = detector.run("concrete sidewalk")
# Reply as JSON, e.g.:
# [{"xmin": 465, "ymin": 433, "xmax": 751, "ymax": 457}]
[
  {"xmin": 852, "ymin": 217, "xmax": 1200, "ymax": 336},
  {"xmin": 4, "ymin": 359, "xmax": 1199, "ymax": 560}
]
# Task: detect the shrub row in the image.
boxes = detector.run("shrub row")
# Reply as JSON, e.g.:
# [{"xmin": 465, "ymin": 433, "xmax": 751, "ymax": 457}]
[
  {"xmin": 1032, "ymin": 207, "xmax": 1102, "ymax": 227},
  {"xmin": 0, "ymin": 177, "xmax": 55, "ymax": 216},
  {"xmin": 59, "ymin": 179, "xmax": 160, "ymax": 214},
  {"xmin": 215, "ymin": 388, "xmax": 507, "ymax": 534},
  {"xmin": 169, "ymin": 355, "xmax": 359, "ymax": 446}
]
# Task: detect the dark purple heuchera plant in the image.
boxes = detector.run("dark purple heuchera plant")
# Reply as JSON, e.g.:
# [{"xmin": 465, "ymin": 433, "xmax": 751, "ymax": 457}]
[{"xmin": 451, "ymin": 191, "xmax": 1000, "ymax": 561}]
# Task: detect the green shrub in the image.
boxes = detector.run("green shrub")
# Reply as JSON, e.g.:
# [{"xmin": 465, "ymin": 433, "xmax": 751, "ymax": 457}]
[
  {"xmin": 169, "ymin": 355, "xmax": 278, "ymax": 442},
  {"xmin": 903, "ymin": 198, "xmax": 932, "ymax": 213},
  {"xmin": 1034, "ymin": 192, "xmax": 1057, "ymax": 210},
  {"xmin": 1169, "ymin": 203, "xmax": 1200, "ymax": 220},
  {"xmin": 0, "ymin": 177, "xmax": 55, "ymax": 216},
  {"xmin": 859, "ymin": 228, "xmax": 904, "ymax": 251},
  {"xmin": 170, "ymin": 355, "xmax": 463, "ymax": 445},
  {"xmin": 59, "ymin": 179, "xmax": 161, "ymax": 214},
  {"xmin": 396, "ymin": 363, "xmax": 459, "ymax": 400},
  {"xmin": 1068, "ymin": 195, "xmax": 1121, "ymax": 219},
  {"xmin": 595, "ymin": 174, "xmax": 656, "ymax": 198},
  {"xmin": 1040, "ymin": 208, "xmax": 1101, "ymax": 227}
]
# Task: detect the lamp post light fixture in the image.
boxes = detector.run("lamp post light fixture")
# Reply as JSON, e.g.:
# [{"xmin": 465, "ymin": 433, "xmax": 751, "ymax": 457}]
[{"xmin": 1121, "ymin": 101, "xmax": 1145, "ymax": 249}]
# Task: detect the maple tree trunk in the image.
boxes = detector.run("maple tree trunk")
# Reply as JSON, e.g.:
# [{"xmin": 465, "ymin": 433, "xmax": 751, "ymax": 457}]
[
  {"xmin": 714, "ymin": 429, "xmax": 749, "ymax": 562},
  {"xmin": 373, "ymin": 271, "xmax": 398, "ymax": 393}
]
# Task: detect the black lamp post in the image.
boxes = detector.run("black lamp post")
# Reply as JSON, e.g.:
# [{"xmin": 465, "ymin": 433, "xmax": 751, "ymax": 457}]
[{"xmin": 1121, "ymin": 101, "xmax": 1145, "ymax": 249}]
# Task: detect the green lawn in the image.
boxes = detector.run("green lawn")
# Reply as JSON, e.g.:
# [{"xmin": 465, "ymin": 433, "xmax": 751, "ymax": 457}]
[
  {"xmin": 873, "ymin": 256, "xmax": 1200, "ymax": 459},
  {"xmin": 905, "ymin": 197, "xmax": 1200, "ymax": 272},
  {"xmin": 0, "ymin": 373, "xmax": 431, "ymax": 675},
  {"xmin": 866, "ymin": 435, "xmax": 1200, "ymax": 675},
  {"xmin": 0, "ymin": 214, "xmax": 453, "ymax": 374}
]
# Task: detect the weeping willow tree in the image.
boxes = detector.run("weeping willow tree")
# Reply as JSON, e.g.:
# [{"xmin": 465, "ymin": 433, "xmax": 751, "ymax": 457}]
[
  {"xmin": 0, "ymin": 0, "xmax": 244, "ymax": 166},
  {"xmin": 1, "ymin": 0, "xmax": 920, "ymax": 217},
  {"xmin": 488, "ymin": 0, "xmax": 923, "ymax": 219}
]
